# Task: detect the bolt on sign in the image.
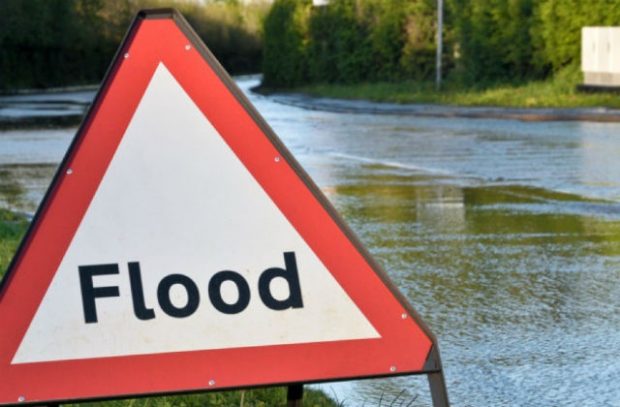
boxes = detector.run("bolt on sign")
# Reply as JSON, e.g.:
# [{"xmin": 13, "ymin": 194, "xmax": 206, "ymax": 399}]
[{"xmin": 0, "ymin": 9, "xmax": 449, "ymax": 407}]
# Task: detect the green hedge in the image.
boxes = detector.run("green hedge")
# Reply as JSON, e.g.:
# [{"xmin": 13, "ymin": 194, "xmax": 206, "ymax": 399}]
[
  {"xmin": 262, "ymin": 0, "xmax": 310, "ymax": 87},
  {"xmin": 448, "ymin": 0, "xmax": 541, "ymax": 85},
  {"xmin": 534, "ymin": 0, "xmax": 620, "ymax": 72},
  {"xmin": 448, "ymin": 0, "xmax": 620, "ymax": 85},
  {"xmin": 0, "ymin": 0, "xmax": 114, "ymax": 89},
  {"xmin": 0, "ymin": 0, "xmax": 268, "ymax": 91},
  {"xmin": 263, "ymin": 0, "xmax": 620, "ymax": 88},
  {"xmin": 262, "ymin": 0, "xmax": 439, "ymax": 88}
]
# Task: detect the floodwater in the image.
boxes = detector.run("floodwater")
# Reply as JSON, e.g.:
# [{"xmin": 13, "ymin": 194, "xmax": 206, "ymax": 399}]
[{"xmin": 1, "ymin": 78, "xmax": 620, "ymax": 406}]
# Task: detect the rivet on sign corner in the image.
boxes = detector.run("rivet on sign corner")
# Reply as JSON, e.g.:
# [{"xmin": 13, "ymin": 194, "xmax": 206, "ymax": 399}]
[
  {"xmin": 390, "ymin": 366, "xmax": 397, "ymax": 372},
  {"xmin": 17, "ymin": 396, "xmax": 25, "ymax": 403},
  {"xmin": 123, "ymin": 52, "xmax": 129, "ymax": 59},
  {"xmin": 66, "ymin": 168, "xmax": 73, "ymax": 175},
  {"xmin": 274, "ymin": 156, "xmax": 281, "ymax": 162},
  {"xmin": 208, "ymin": 379, "xmax": 216, "ymax": 386},
  {"xmin": 401, "ymin": 313, "xmax": 408, "ymax": 320},
  {"xmin": 185, "ymin": 44, "xmax": 191, "ymax": 51}
]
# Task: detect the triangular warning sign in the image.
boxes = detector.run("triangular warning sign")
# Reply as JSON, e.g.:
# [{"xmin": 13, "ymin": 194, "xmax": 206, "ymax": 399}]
[{"xmin": 0, "ymin": 9, "xmax": 440, "ymax": 405}]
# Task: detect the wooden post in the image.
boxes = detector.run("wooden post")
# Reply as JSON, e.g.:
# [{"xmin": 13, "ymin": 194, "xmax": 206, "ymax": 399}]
[{"xmin": 287, "ymin": 383, "xmax": 303, "ymax": 407}]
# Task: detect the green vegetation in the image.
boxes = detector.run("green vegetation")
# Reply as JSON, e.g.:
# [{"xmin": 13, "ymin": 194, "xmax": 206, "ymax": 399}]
[
  {"xmin": 3, "ymin": 0, "xmax": 620, "ymax": 108},
  {"xmin": 72, "ymin": 387, "xmax": 337, "ymax": 407},
  {"xmin": 297, "ymin": 66, "xmax": 620, "ymax": 108},
  {"xmin": 263, "ymin": 0, "xmax": 620, "ymax": 107},
  {"xmin": 262, "ymin": 0, "xmax": 308, "ymax": 87},
  {"xmin": 450, "ymin": 0, "xmax": 620, "ymax": 84},
  {"xmin": 263, "ymin": 0, "xmax": 436, "ymax": 87},
  {"xmin": 0, "ymin": 209, "xmax": 28, "ymax": 275},
  {"xmin": 0, "ymin": 0, "xmax": 269, "ymax": 91}
]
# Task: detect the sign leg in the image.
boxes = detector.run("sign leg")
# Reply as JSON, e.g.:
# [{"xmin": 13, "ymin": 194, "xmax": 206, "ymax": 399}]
[
  {"xmin": 287, "ymin": 383, "xmax": 303, "ymax": 407},
  {"xmin": 428, "ymin": 371, "xmax": 449, "ymax": 407}
]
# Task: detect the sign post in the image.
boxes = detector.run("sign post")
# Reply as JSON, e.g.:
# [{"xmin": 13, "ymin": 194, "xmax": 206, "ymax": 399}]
[
  {"xmin": 287, "ymin": 384, "xmax": 304, "ymax": 407},
  {"xmin": 0, "ymin": 9, "xmax": 449, "ymax": 407}
]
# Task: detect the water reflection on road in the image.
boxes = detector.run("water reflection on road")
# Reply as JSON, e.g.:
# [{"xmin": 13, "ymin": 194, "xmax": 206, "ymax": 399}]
[{"xmin": 1, "ymin": 77, "xmax": 619, "ymax": 406}]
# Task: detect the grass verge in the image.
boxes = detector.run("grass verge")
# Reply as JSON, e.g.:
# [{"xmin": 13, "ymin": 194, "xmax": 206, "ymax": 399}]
[
  {"xmin": 0, "ymin": 208, "xmax": 28, "ymax": 276},
  {"xmin": 296, "ymin": 67, "xmax": 620, "ymax": 109},
  {"xmin": 0, "ymin": 209, "xmax": 337, "ymax": 407},
  {"xmin": 71, "ymin": 387, "xmax": 338, "ymax": 407}
]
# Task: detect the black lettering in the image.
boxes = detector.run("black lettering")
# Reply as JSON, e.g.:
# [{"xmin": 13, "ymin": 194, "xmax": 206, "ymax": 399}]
[
  {"xmin": 157, "ymin": 274, "xmax": 200, "ymax": 318},
  {"xmin": 208, "ymin": 271, "xmax": 250, "ymax": 314},
  {"xmin": 258, "ymin": 252, "xmax": 303, "ymax": 310},
  {"xmin": 79, "ymin": 264, "xmax": 120, "ymax": 323},
  {"xmin": 128, "ymin": 262, "xmax": 155, "ymax": 320}
]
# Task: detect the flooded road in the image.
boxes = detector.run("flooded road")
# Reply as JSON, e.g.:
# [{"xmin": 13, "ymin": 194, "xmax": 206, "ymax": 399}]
[{"xmin": 1, "ymin": 77, "xmax": 620, "ymax": 406}]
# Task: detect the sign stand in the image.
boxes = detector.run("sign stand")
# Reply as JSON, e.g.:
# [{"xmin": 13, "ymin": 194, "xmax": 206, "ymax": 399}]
[
  {"xmin": 423, "ymin": 345, "xmax": 450, "ymax": 407},
  {"xmin": 429, "ymin": 373, "xmax": 450, "ymax": 407},
  {"xmin": 286, "ymin": 384, "xmax": 303, "ymax": 407}
]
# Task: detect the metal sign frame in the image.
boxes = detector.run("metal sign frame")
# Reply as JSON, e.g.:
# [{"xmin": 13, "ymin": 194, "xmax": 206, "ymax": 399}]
[{"xmin": 0, "ymin": 9, "xmax": 449, "ymax": 407}]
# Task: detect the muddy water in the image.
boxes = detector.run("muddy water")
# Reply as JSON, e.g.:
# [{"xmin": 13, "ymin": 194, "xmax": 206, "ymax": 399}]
[{"xmin": 1, "ymin": 78, "xmax": 619, "ymax": 406}]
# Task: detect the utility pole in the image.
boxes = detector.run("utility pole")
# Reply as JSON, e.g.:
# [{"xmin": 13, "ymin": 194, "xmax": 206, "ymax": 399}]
[{"xmin": 436, "ymin": 0, "xmax": 443, "ymax": 90}]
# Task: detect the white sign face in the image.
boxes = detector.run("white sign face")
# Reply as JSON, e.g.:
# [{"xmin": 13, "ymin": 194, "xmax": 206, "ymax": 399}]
[{"xmin": 13, "ymin": 63, "xmax": 379, "ymax": 364}]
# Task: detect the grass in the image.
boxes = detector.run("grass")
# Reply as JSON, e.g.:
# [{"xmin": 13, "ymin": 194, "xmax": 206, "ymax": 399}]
[
  {"xmin": 0, "ymin": 208, "xmax": 28, "ymax": 275},
  {"xmin": 0, "ymin": 209, "xmax": 338, "ymax": 407},
  {"xmin": 296, "ymin": 67, "xmax": 620, "ymax": 109},
  {"xmin": 70, "ymin": 387, "xmax": 338, "ymax": 407}
]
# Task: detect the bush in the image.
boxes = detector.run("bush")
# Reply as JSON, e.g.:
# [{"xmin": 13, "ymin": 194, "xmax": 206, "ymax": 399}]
[
  {"xmin": 0, "ymin": 0, "xmax": 269, "ymax": 91},
  {"xmin": 262, "ymin": 0, "xmax": 620, "ymax": 89},
  {"xmin": 436, "ymin": 0, "xmax": 620, "ymax": 86},
  {"xmin": 263, "ymin": 0, "xmax": 439, "ymax": 87},
  {"xmin": 533, "ymin": 0, "xmax": 620, "ymax": 73},
  {"xmin": 262, "ymin": 0, "xmax": 310, "ymax": 87},
  {"xmin": 446, "ymin": 0, "xmax": 542, "ymax": 86},
  {"xmin": 0, "ymin": 0, "xmax": 116, "ymax": 89},
  {"xmin": 307, "ymin": 1, "xmax": 373, "ymax": 84}
]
